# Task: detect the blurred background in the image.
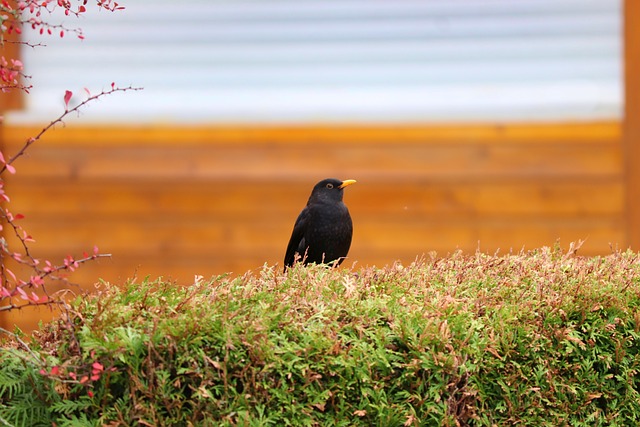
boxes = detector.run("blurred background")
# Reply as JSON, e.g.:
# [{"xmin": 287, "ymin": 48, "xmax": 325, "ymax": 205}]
[{"xmin": 2, "ymin": 0, "xmax": 638, "ymax": 330}]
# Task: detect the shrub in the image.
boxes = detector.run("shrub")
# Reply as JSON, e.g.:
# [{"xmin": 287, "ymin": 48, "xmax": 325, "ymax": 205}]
[{"xmin": 1, "ymin": 247, "xmax": 640, "ymax": 426}]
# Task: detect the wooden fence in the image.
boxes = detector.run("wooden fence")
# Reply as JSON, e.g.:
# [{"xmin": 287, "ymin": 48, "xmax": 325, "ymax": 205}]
[
  {"xmin": 1, "ymin": 1, "xmax": 639, "ymax": 332},
  {"xmin": 0, "ymin": 121, "xmax": 627, "ymax": 330}
]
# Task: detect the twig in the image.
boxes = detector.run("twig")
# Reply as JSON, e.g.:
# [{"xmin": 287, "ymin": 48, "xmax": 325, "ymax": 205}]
[
  {"xmin": 1, "ymin": 84, "xmax": 142, "ymax": 173},
  {"xmin": 0, "ymin": 326, "xmax": 43, "ymax": 363}
]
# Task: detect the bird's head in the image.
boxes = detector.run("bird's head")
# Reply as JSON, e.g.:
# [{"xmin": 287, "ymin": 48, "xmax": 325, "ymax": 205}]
[{"xmin": 308, "ymin": 178, "xmax": 356, "ymax": 204}]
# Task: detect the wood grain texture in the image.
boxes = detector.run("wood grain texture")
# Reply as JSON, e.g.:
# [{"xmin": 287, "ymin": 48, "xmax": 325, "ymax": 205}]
[
  {"xmin": 624, "ymin": 0, "xmax": 640, "ymax": 249},
  {"xmin": 2, "ymin": 123, "xmax": 622, "ymax": 182},
  {"xmin": 0, "ymin": 121, "xmax": 626, "ymax": 331}
]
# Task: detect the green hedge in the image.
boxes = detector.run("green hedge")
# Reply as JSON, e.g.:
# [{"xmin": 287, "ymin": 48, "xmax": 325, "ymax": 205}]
[{"xmin": 2, "ymin": 248, "xmax": 640, "ymax": 426}]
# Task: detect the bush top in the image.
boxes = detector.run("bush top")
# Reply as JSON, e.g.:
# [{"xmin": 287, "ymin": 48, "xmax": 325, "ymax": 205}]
[{"xmin": 2, "ymin": 247, "xmax": 640, "ymax": 426}]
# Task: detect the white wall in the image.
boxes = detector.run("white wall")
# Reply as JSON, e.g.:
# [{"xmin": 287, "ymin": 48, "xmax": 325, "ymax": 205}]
[{"xmin": 8, "ymin": 0, "xmax": 622, "ymax": 124}]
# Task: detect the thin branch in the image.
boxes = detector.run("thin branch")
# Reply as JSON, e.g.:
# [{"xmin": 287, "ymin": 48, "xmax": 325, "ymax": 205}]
[
  {"xmin": 0, "ymin": 326, "xmax": 43, "ymax": 363},
  {"xmin": 0, "ymin": 251, "xmax": 111, "ymax": 307},
  {"xmin": 0, "ymin": 208, "xmax": 39, "ymax": 268},
  {"xmin": 1, "ymin": 84, "xmax": 142, "ymax": 174},
  {"xmin": 2, "ymin": 38, "xmax": 46, "ymax": 49},
  {"xmin": 0, "ymin": 298, "xmax": 66, "ymax": 312},
  {"xmin": 43, "ymin": 253, "xmax": 113, "ymax": 280}
]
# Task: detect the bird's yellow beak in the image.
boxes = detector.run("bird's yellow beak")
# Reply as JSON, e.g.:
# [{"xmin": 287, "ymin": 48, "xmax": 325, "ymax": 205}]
[{"xmin": 338, "ymin": 179, "xmax": 357, "ymax": 189}]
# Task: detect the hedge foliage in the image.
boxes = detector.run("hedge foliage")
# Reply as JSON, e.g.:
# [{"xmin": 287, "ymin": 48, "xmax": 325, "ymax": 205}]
[{"xmin": 1, "ymin": 247, "xmax": 640, "ymax": 426}]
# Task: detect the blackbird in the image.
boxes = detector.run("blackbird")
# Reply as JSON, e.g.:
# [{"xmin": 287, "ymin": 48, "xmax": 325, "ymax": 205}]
[{"xmin": 284, "ymin": 178, "xmax": 356, "ymax": 268}]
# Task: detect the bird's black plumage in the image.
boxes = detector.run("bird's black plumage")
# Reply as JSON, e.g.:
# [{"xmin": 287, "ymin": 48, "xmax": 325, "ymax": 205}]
[{"xmin": 284, "ymin": 178, "xmax": 356, "ymax": 268}]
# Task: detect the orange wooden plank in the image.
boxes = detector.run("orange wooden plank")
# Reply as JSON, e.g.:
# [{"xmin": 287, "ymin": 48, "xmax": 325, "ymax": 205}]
[
  {"xmin": 3, "ymin": 216, "xmax": 623, "ymax": 291},
  {"xmin": 7, "ymin": 179, "xmax": 624, "ymax": 219},
  {"xmin": 624, "ymin": 0, "xmax": 640, "ymax": 249},
  {"xmin": 7, "ymin": 213, "xmax": 624, "ymax": 265},
  {"xmin": 1, "ymin": 138, "xmax": 622, "ymax": 182},
  {"xmin": 2, "ymin": 121, "xmax": 621, "ymax": 147}
]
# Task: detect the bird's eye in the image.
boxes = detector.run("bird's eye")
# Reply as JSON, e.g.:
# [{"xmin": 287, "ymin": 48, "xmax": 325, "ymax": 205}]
[{"xmin": 326, "ymin": 183, "xmax": 334, "ymax": 189}]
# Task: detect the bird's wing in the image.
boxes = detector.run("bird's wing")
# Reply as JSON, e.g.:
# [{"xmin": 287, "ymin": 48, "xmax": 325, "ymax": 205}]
[{"xmin": 284, "ymin": 207, "xmax": 309, "ymax": 266}]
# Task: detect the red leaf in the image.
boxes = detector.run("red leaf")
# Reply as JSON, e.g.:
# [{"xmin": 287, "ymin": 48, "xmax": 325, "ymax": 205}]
[
  {"xmin": 30, "ymin": 275, "xmax": 44, "ymax": 287},
  {"xmin": 63, "ymin": 90, "xmax": 72, "ymax": 109},
  {"xmin": 16, "ymin": 286, "xmax": 28, "ymax": 300},
  {"xmin": 0, "ymin": 151, "xmax": 14, "ymax": 174}
]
